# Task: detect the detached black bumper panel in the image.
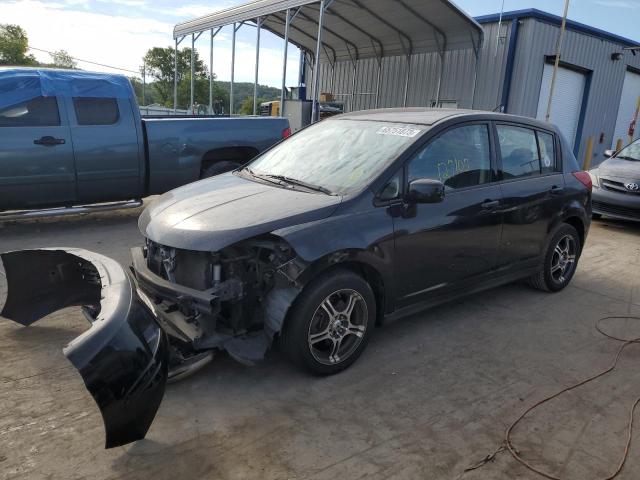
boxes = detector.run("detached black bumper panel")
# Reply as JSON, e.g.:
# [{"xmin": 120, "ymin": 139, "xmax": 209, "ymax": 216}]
[{"xmin": 0, "ymin": 249, "xmax": 169, "ymax": 448}]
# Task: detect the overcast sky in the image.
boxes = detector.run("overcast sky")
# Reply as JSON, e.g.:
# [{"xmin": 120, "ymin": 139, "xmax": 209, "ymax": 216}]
[{"xmin": 1, "ymin": 0, "xmax": 638, "ymax": 87}]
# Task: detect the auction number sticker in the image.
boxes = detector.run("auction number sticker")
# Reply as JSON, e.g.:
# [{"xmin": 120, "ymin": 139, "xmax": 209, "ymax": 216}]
[{"xmin": 376, "ymin": 126, "xmax": 422, "ymax": 138}]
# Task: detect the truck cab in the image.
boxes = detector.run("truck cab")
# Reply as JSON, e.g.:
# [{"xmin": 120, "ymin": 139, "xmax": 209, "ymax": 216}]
[{"xmin": 0, "ymin": 68, "xmax": 290, "ymax": 213}]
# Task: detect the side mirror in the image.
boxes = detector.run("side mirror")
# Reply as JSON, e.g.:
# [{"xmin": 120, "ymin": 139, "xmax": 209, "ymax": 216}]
[
  {"xmin": 406, "ymin": 179, "xmax": 445, "ymax": 204},
  {"xmin": 604, "ymin": 149, "xmax": 615, "ymax": 158}
]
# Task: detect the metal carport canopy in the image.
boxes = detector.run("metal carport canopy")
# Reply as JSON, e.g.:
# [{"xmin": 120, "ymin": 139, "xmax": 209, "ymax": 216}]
[{"xmin": 173, "ymin": 0, "xmax": 483, "ymax": 62}]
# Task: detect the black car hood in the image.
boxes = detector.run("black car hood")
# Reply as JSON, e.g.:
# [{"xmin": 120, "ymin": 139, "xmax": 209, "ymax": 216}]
[
  {"xmin": 139, "ymin": 173, "xmax": 343, "ymax": 251},
  {"xmin": 596, "ymin": 158, "xmax": 640, "ymax": 178}
]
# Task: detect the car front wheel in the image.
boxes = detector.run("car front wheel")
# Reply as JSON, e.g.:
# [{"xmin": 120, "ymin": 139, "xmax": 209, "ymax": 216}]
[
  {"xmin": 281, "ymin": 269, "xmax": 375, "ymax": 375},
  {"xmin": 529, "ymin": 223, "xmax": 581, "ymax": 292}
]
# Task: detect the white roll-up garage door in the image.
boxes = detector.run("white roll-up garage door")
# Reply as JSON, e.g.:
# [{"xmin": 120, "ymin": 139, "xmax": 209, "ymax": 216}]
[
  {"xmin": 612, "ymin": 69, "xmax": 640, "ymax": 149},
  {"xmin": 536, "ymin": 63, "xmax": 586, "ymax": 147}
]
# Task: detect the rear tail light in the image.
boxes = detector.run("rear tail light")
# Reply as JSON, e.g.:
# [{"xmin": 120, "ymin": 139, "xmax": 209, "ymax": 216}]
[
  {"xmin": 282, "ymin": 127, "xmax": 292, "ymax": 139},
  {"xmin": 572, "ymin": 171, "xmax": 593, "ymax": 192}
]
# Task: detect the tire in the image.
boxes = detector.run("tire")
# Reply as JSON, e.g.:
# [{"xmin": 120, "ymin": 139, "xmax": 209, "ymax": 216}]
[
  {"xmin": 528, "ymin": 223, "xmax": 581, "ymax": 292},
  {"xmin": 201, "ymin": 161, "xmax": 239, "ymax": 178},
  {"xmin": 592, "ymin": 213, "xmax": 602, "ymax": 220},
  {"xmin": 281, "ymin": 269, "xmax": 376, "ymax": 376}
]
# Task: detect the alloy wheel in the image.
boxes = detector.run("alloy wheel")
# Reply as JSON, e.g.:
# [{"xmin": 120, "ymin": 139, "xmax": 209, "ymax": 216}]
[
  {"xmin": 550, "ymin": 234, "xmax": 577, "ymax": 284},
  {"xmin": 307, "ymin": 289, "xmax": 368, "ymax": 365}
]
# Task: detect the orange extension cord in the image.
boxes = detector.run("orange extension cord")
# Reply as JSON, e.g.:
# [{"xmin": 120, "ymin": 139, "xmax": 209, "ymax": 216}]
[{"xmin": 467, "ymin": 316, "xmax": 640, "ymax": 479}]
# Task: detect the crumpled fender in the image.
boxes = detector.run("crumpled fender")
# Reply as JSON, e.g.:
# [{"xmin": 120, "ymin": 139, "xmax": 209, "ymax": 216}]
[{"xmin": 1, "ymin": 249, "xmax": 168, "ymax": 448}]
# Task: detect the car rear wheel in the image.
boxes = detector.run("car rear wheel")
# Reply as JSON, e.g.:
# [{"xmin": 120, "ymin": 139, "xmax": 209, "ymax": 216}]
[
  {"xmin": 281, "ymin": 269, "xmax": 375, "ymax": 376},
  {"xmin": 528, "ymin": 223, "xmax": 581, "ymax": 292},
  {"xmin": 592, "ymin": 212, "xmax": 602, "ymax": 220}
]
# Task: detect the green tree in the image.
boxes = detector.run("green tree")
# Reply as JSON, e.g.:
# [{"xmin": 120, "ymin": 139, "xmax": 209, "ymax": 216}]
[
  {"xmin": 143, "ymin": 46, "xmax": 208, "ymax": 107},
  {"xmin": 50, "ymin": 49, "xmax": 77, "ymax": 69},
  {"xmin": 239, "ymin": 96, "xmax": 268, "ymax": 115},
  {"xmin": 0, "ymin": 24, "xmax": 36, "ymax": 66}
]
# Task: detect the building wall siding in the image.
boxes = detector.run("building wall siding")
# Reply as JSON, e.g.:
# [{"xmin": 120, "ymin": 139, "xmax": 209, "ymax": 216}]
[
  {"xmin": 309, "ymin": 15, "xmax": 640, "ymax": 166},
  {"xmin": 508, "ymin": 18, "xmax": 640, "ymax": 163}
]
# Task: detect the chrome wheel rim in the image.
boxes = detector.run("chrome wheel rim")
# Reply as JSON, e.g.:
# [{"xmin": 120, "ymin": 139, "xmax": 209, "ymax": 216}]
[
  {"xmin": 308, "ymin": 289, "xmax": 368, "ymax": 366},
  {"xmin": 551, "ymin": 235, "xmax": 577, "ymax": 284}
]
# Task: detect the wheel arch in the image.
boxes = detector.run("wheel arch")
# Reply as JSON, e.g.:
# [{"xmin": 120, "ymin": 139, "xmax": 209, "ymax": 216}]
[
  {"xmin": 200, "ymin": 146, "xmax": 259, "ymax": 176},
  {"xmin": 294, "ymin": 254, "xmax": 388, "ymax": 326},
  {"xmin": 563, "ymin": 215, "xmax": 585, "ymax": 247}
]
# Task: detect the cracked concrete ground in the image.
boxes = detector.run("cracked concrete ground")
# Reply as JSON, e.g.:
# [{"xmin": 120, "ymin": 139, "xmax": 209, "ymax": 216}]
[{"xmin": 1, "ymin": 204, "xmax": 640, "ymax": 480}]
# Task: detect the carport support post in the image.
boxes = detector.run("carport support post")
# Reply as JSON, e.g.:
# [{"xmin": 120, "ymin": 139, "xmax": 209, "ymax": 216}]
[
  {"xmin": 173, "ymin": 38, "xmax": 179, "ymax": 113},
  {"xmin": 190, "ymin": 33, "xmax": 195, "ymax": 114},
  {"xmin": 436, "ymin": 51, "xmax": 445, "ymax": 106},
  {"xmin": 280, "ymin": 9, "xmax": 291, "ymax": 117},
  {"xmin": 403, "ymin": 54, "xmax": 411, "ymax": 107},
  {"xmin": 311, "ymin": 0, "xmax": 326, "ymax": 123},
  {"xmin": 231, "ymin": 23, "xmax": 237, "ymax": 115},
  {"xmin": 375, "ymin": 61, "xmax": 382, "ymax": 109},
  {"xmin": 209, "ymin": 28, "xmax": 214, "ymax": 114},
  {"xmin": 253, "ymin": 17, "xmax": 262, "ymax": 115}
]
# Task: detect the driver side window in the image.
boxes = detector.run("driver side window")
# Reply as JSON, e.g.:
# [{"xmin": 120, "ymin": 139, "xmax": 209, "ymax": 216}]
[{"xmin": 408, "ymin": 124, "xmax": 492, "ymax": 190}]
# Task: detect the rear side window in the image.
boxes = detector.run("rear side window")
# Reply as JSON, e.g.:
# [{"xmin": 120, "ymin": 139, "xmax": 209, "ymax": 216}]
[
  {"xmin": 537, "ymin": 131, "xmax": 557, "ymax": 174},
  {"xmin": 497, "ymin": 125, "xmax": 540, "ymax": 179},
  {"xmin": 0, "ymin": 96, "xmax": 60, "ymax": 127},
  {"xmin": 408, "ymin": 124, "xmax": 492, "ymax": 190},
  {"xmin": 73, "ymin": 97, "xmax": 119, "ymax": 125}
]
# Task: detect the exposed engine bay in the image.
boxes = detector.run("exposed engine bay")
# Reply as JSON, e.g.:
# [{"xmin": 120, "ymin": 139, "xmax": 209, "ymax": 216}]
[{"xmin": 138, "ymin": 236, "xmax": 303, "ymax": 371}]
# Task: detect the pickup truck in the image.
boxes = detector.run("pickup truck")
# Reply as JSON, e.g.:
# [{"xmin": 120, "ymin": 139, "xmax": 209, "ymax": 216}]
[{"xmin": 0, "ymin": 68, "xmax": 290, "ymax": 213}]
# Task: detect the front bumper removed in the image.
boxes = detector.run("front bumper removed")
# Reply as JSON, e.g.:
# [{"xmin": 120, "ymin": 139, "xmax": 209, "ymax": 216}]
[{"xmin": 0, "ymin": 249, "xmax": 169, "ymax": 448}]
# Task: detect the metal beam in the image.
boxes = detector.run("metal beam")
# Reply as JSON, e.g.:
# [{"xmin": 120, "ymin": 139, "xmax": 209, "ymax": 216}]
[
  {"xmin": 230, "ymin": 23, "xmax": 238, "ymax": 115},
  {"xmin": 253, "ymin": 17, "xmax": 262, "ymax": 115},
  {"xmin": 270, "ymin": 12, "xmax": 338, "ymax": 65},
  {"xmin": 325, "ymin": 7, "xmax": 383, "ymax": 58},
  {"xmin": 311, "ymin": 0, "xmax": 326, "ymax": 123},
  {"xmin": 351, "ymin": 0, "xmax": 412, "ymax": 56},
  {"xmin": 403, "ymin": 54, "xmax": 411, "ymax": 107},
  {"xmin": 190, "ymin": 33, "xmax": 195, "ymax": 113},
  {"xmin": 173, "ymin": 36, "xmax": 184, "ymax": 113},
  {"xmin": 435, "ymin": 50, "xmax": 446, "ymax": 106},
  {"xmin": 209, "ymin": 27, "xmax": 221, "ymax": 114},
  {"xmin": 297, "ymin": 7, "xmax": 359, "ymax": 60},
  {"xmin": 375, "ymin": 60, "xmax": 382, "ymax": 109},
  {"xmin": 280, "ymin": 9, "xmax": 292, "ymax": 117}
]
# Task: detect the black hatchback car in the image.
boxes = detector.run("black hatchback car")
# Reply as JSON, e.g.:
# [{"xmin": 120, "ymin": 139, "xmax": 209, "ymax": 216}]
[{"xmin": 2, "ymin": 109, "xmax": 592, "ymax": 448}]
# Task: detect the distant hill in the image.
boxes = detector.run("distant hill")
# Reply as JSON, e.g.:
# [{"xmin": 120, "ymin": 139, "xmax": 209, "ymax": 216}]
[{"xmin": 215, "ymin": 81, "xmax": 282, "ymax": 111}]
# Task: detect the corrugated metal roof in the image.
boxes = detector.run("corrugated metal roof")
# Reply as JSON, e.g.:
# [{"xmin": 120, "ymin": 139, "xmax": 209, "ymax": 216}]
[{"xmin": 174, "ymin": 0, "xmax": 484, "ymax": 61}]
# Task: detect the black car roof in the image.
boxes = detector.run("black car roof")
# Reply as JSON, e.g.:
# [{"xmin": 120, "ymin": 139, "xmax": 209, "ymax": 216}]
[{"xmin": 336, "ymin": 108, "xmax": 557, "ymax": 131}]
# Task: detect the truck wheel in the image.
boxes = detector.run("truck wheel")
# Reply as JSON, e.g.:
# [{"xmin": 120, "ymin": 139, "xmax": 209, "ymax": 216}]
[
  {"xmin": 281, "ymin": 269, "xmax": 375, "ymax": 376},
  {"xmin": 201, "ymin": 161, "xmax": 238, "ymax": 178}
]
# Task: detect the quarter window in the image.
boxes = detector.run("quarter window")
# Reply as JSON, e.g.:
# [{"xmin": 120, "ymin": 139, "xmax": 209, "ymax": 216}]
[
  {"xmin": 537, "ymin": 131, "xmax": 557, "ymax": 174},
  {"xmin": 408, "ymin": 124, "xmax": 492, "ymax": 190},
  {"xmin": 497, "ymin": 125, "xmax": 541, "ymax": 179},
  {"xmin": 73, "ymin": 97, "xmax": 119, "ymax": 125},
  {"xmin": 0, "ymin": 96, "xmax": 60, "ymax": 127}
]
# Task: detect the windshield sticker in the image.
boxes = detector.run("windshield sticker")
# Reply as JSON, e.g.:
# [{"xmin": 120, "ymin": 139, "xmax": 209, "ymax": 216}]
[{"xmin": 376, "ymin": 126, "xmax": 422, "ymax": 138}]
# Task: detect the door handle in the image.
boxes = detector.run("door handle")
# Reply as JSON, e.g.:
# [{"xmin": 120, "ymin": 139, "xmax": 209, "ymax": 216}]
[
  {"xmin": 549, "ymin": 185, "xmax": 565, "ymax": 195},
  {"xmin": 34, "ymin": 136, "xmax": 66, "ymax": 146},
  {"xmin": 481, "ymin": 199, "xmax": 501, "ymax": 209}
]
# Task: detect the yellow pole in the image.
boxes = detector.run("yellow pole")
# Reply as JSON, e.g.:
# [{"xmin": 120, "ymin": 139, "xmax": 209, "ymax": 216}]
[
  {"xmin": 616, "ymin": 138, "xmax": 623, "ymax": 153},
  {"xmin": 583, "ymin": 137, "xmax": 594, "ymax": 170},
  {"xmin": 628, "ymin": 96, "xmax": 640, "ymax": 145}
]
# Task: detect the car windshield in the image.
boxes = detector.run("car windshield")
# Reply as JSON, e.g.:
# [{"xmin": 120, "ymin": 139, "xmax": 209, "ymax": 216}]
[
  {"xmin": 245, "ymin": 119, "xmax": 425, "ymax": 195},
  {"xmin": 615, "ymin": 139, "xmax": 640, "ymax": 161}
]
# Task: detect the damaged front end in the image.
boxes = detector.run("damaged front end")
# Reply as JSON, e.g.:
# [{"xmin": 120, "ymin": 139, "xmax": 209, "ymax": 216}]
[
  {"xmin": 0, "ymin": 249, "xmax": 168, "ymax": 448},
  {"xmin": 0, "ymin": 240, "xmax": 303, "ymax": 448},
  {"xmin": 135, "ymin": 236, "xmax": 302, "ymax": 366}
]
